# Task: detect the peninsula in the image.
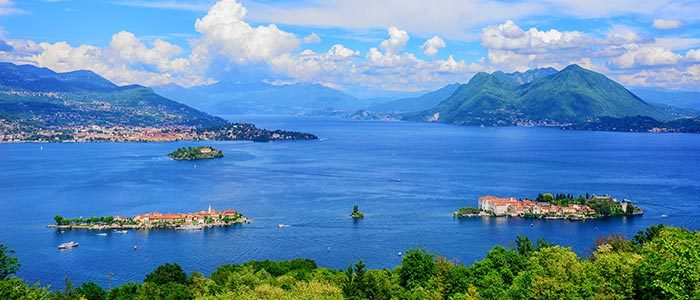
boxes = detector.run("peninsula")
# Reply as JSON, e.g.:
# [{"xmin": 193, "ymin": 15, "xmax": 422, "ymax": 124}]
[
  {"xmin": 48, "ymin": 206, "xmax": 246, "ymax": 230},
  {"xmin": 168, "ymin": 146, "xmax": 223, "ymax": 160},
  {"xmin": 455, "ymin": 194, "xmax": 642, "ymax": 220}
]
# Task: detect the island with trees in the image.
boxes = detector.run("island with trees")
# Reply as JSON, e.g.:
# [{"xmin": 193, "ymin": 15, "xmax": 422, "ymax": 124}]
[
  {"xmin": 48, "ymin": 206, "xmax": 246, "ymax": 230},
  {"xmin": 455, "ymin": 194, "xmax": 643, "ymax": 220},
  {"xmin": 351, "ymin": 205, "xmax": 364, "ymax": 218},
  {"xmin": 168, "ymin": 146, "xmax": 224, "ymax": 160},
  {"xmin": 2, "ymin": 224, "xmax": 698, "ymax": 299}
]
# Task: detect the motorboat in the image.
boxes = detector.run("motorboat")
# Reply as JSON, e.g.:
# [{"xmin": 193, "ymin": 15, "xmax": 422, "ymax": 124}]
[
  {"xmin": 113, "ymin": 230, "xmax": 128, "ymax": 234},
  {"xmin": 176, "ymin": 225, "xmax": 203, "ymax": 230},
  {"xmin": 96, "ymin": 233, "xmax": 108, "ymax": 236},
  {"xmin": 58, "ymin": 241, "xmax": 79, "ymax": 249}
]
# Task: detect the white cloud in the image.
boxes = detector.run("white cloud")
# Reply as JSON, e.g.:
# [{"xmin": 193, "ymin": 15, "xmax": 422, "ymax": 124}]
[
  {"xmin": 653, "ymin": 18, "xmax": 683, "ymax": 30},
  {"xmin": 191, "ymin": 0, "xmax": 300, "ymax": 64},
  {"xmin": 244, "ymin": 0, "xmax": 543, "ymax": 40},
  {"xmin": 480, "ymin": 20, "xmax": 593, "ymax": 71},
  {"xmin": 302, "ymin": 33, "xmax": 321, "ymax": 44},
  {"xmin": 1, "ymin": 32, "xmax": 206, "ymax": 87},
  {"xmin": 607, "ymin": 45, "xmax": 682, "ymax": 69},
  {"xmin": 481, "ymin": 20, "xmax": 589, "ymax": 52},
  {"xmin": 421, "ymin": 36, "xmax": 446, "ymax": 57},
  {"xmin": 0, "ymin": 0, "xmax": 27, "ymax": 15},
  {"xmin": 380, "ymin": 27, "xmax": 409, "ymax": 54},
  {"xmin": 685, "ymin": 49, "xmax": 700, "ymax": 62},
  {"xmin": 110, "ymin": 1, "xmax": 212, "ymax": 12}
]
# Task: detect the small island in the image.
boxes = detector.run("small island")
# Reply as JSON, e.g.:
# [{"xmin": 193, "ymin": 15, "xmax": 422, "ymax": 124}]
[
  {"xmin": 454, "ymin": 193, "xmax": 643, "ymax": 220},
  {"xmin": 168, "ymin": 146, "xmax": 223, "ymax": 160},
  {"xmin": 351, "ymin": 205, "xmax": 364, "ymax": 218},
  {"xmin": 48, "ymin": 205, "xmax": 246, "ymax": 230}
]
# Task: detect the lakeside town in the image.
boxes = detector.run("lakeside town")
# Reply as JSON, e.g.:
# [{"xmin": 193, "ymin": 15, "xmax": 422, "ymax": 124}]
[
  {"xmin": 455, "ymin": 194, "xmax": 643, "ymax": 220},
  {"xmin": 48, "ymin": 205, "xmax": 247, "ymax": 230},
  {"xmin": 0, "ymin": 122, "xmax": 317, "ymax": 143}
]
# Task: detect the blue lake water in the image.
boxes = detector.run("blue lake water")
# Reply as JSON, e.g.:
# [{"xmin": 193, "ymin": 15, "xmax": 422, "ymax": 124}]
[{"xmin": 1, "ymin": 115, "xmax": 699, "ymax": 288}]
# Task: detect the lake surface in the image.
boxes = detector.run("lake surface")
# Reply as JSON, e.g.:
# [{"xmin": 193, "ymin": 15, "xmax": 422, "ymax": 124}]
[{"xmin": 1, "ymin": 116, "xmax": 699, "ymax": 288}]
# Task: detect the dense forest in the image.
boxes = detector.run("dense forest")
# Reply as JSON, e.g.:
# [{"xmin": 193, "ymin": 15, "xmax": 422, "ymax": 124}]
[{"xmin": 1, "ymin": 225, "xmax": 697, "ymax": 299}]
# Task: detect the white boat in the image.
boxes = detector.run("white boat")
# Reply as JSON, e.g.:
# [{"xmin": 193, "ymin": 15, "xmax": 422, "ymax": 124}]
[
  {"xmin": 176, "ymin": 225, "xmax": 203, "ymax": 230},
  {"xmin": 58, "ymin": 241, "xmax": 79, "ymax": 249},
  {"xmin": 278, "ymin": 224, "xmax": 288, "ymax": 228},
  {"xmin": 96, "ymin": 233, "xmax": 108, "ymax": 236},
  {"xmin": 113, "ymin": 230, "xmax": 128, "ymax": 234}
]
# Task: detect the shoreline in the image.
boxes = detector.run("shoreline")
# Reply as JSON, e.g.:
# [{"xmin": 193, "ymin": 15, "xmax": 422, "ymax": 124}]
[{"xmin": 47, "ymin": 217, "xmax": 249, "ymax": 230}]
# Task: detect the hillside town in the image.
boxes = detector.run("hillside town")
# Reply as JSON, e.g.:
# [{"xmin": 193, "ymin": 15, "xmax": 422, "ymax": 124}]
[
  {"xmin": 0, "ymin": 122, "xmax": 317, "ymax": 143},
  {"xmin": 455, "ymin": 194, "xmax": 643, "ymax": 220},
  {"xmin": 49, "ymin": 205, "xmax": 246, "ymax": 230}
]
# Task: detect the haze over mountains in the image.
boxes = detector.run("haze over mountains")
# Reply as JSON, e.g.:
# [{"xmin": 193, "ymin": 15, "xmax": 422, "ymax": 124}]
[{"xmin": 153, "ymin": 81, "xmax": 380, "ymax": 115}]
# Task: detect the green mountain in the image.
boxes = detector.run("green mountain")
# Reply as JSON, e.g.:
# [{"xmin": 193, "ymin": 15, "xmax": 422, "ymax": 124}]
[
  {"xmin": 408, "ymin": 64, "xmax": 669, "ymax": 125},
  {"xmin": 0, "ymin": 62, "xmax": 227, "ymax": 128},
  {"xmin": 506, "ymin": 67, "xmax": 558, "ymax": 84}
]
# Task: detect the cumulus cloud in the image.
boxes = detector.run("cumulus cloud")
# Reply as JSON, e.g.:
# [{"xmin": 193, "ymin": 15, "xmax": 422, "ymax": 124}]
[
  {"xmin": 653, "ymin": 18, "xmax": 683, "ymax": 30},
  {"xmin": 380, "ymin": 27, "xmax": 409, "ymax": 54},
  {"xmin": 302, "ymin": 33, "xmax": 321, "ymax": 44},
  {"xmin": 191, "ymin": 0, "xmax": 300, "ymax": 64},
  {"xmin": 15, "ymin": 0, "xmax": 700, "ymax": 94},
  {"xmin": 1, "ymin": 32, "xmax": 205, "ymax": 87},
  {"xmin": 421, "ymin": 36, "xmax": 446, "ymax": 57},
  {"xmin": 607, "ymin": 45, "xmax": 681, "ymax": 69},
  {"xmin": 481, "ymin": 20, "xmax": 589, "ymax": 52},
  {"xmin": 480, "ymin": 20, "xmax": 593, "ymax": 71}
]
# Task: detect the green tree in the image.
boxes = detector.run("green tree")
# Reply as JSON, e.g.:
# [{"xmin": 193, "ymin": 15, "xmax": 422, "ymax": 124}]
[
  {"xmin": 144, "ymin": 263, "xmax": 188, "ymax": 285},
  {"xmin": 106, "ymin": 282, "xmax": 140, "ymax": 300},
  {"xmin": 516, "ymin": 235, "xmax": 535, "ymax": 257},
  {"xmin": 343, "ymin": 260, "xmax": 392, "ymax": 300},
  {"xmin": 398, "ymin": 248, "xmax": 436, "ymax": 289},
  {"xmin": 632, "ymin": 224, "xmax": 665, "ymax": 246},
  {"xmin": 635, "ymin": 227, "xmax": 700, "ymax": 299},
  {"xmin": 589, "ymin": 244, "xmax": 642, "ymax": 300},
  {"xmin": 76, "ymin": 281, "xmax": 106, "ymax": 300},
  {"xmin": 0, "ymin": 277, "xmax": 50, "ymax": 300},
  {"xmin": 510, "ymin": 246, "xmax": 594, "ymax": 299},
  {"xmin": 0, "ymin": 243, "xmax": 19, "ymax": 280}
]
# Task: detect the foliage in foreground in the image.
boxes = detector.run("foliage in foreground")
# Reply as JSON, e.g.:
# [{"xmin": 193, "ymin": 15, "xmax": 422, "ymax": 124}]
[{"xmin": 0, "ymin": 224, "xmax": 698, "ymax": 299}]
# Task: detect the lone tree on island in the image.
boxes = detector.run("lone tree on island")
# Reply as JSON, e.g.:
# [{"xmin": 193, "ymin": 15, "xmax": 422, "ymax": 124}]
[{"xmin": 352, "ymin": 205, "xmax": 364, "ymax": 218}]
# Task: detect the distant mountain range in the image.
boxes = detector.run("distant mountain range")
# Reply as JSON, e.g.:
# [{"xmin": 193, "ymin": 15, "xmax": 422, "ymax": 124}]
[
  {"xmin": 368, "ymin": 83, "xmax": 460, "ymax": 113},
  {"xmin": 0, "ymin": 62, "xmax": 226, "ymax": 128},
  {"xmin": 153, "ymin": 81, "xmax": 379, "ymax": 115},
  {"xmin": 405, "ymin": 65, "xmax": 669, "ymax": 125},
  {"xmin": 631, "ymin": 88, "xmax": 700, "ymax": 110}
]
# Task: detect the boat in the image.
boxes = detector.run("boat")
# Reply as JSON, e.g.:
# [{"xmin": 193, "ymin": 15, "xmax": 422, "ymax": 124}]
[
  {"xmin": 113, "ymin": 230, "xmax": 128, "ymax": 234},
  {"xmin": 58, "ymin": 241, "xmax": 79, "ymax": 249},
  {"xmin": 96, "ymin": 233, "xmax": 108, "ymax": 236},
  {"xmin": 277, "ymin": 224, "xmax": 288, "ymax": 228},
  {"xmin": 661, "ymin": 214, "xmax": 668, "ymax": 218},
  {"xmin": 176, "ymin": 225, "xmax": 203, "ymax": 230}
]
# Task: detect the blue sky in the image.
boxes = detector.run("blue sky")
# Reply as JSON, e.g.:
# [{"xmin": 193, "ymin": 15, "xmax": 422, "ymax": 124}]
[{"xmin": 1, "ymin": 0, "xmax": 700, "ymax": 97}]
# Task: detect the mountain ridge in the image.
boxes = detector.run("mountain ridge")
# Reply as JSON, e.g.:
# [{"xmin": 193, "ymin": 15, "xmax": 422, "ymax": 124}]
[{"xmin": 407, "ymin": 64, "xmax": 669, "ymax": 125}]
